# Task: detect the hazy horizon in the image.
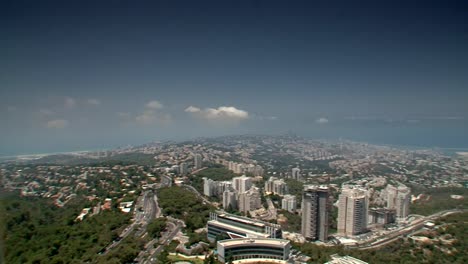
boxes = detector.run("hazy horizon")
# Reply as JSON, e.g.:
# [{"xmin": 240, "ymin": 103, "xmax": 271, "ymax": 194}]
[{"xmin": 1, "ymin": 1, "xmax": 468, "ymax": 155}]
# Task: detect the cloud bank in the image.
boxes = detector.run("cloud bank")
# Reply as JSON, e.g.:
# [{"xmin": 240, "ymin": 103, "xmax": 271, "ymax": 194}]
[{"xmin": 185, "ymin": 106, "xmax": 249, "ymax": 121}]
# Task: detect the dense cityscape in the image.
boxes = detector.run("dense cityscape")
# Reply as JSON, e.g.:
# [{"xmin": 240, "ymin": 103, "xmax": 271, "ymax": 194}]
[
  {"xmin": 1, "ymin": 135, "xmax": 467, "ymax": 263},
  {"xmin": 2, "ymin": 1, "xmax": 468, "ymax": 263}
]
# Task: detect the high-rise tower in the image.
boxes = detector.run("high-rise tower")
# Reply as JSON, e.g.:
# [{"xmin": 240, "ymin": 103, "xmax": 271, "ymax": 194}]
[
  {"xmin": 301, "ymin": 185, "xmax": 330, "ymax": 241},
  {"xmin": 337, "ymin": 187, "xmax": 368, "ymax": 236}
]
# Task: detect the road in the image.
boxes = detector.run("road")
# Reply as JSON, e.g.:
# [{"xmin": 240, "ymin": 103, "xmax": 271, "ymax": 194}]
[
  {"xmin": 142, "ymin": 219, "xmax": 183, "ymax": 264},
  {"xmin": 102, "ymin": 190, "xmax": 160, "ymax": 254},
  {"xmin": 350, "ymin": 209, "xmax": 467, "ymax": 250},
  {"xmin": 265, "ymin": 198, "xmax": 277, "ymax": 220}
]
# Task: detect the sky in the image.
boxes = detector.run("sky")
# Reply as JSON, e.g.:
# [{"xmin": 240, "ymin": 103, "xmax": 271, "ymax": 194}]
[{"xmin": 1, "ymin": 0, "xmax": 468, "ymax": 155}]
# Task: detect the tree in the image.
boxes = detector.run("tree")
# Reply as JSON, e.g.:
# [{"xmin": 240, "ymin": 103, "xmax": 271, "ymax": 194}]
[{"xmin": 157, "ymin": 250, "xmax": 170, "ymax": 263}]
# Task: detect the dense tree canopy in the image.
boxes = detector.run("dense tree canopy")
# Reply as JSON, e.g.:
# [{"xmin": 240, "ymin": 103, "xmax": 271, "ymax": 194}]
[{"xmin": 1, "ymin": 194, "xmax": 131, "ymax": 263}]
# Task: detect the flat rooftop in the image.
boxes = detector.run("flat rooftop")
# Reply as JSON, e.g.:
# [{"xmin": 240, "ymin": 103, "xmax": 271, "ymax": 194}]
[
  {"xmin": 209, "ymin": 220, "xmax": 270, "ymax": 238},
  {"xmin": 219, "ymin": 213, "xmax": 267, "ymax": 228},
  {"xmin": 218, "ymin": 238, "xmax": 290, "ymax": 248}
]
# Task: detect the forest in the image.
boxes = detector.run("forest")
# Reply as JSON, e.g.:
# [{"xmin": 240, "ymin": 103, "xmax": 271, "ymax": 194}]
[{"xmin": 1, "ymin": 193, "xmax": 133, "ymax": 263}]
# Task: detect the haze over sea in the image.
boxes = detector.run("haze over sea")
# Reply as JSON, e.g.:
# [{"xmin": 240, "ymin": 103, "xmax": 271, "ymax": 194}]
[{"xmin": 2, "ymin": 119, "xmax": 467, "ymax": 157}]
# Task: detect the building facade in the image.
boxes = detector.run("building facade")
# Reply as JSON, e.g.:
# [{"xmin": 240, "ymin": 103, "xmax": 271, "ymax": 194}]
[
  {"xmin": 207, "ymin": 211, "xmax": 282, "ymax": 242},
  {"xmin": 386, "ymin": 184, "xmax": 411, "ymax": 221},
  {"xmin": 194, "ymin": 153, "xmax": 203, "ymax": 170},
  {"xmin": 238, "ymin": 186, "xmax": 262, "ymax": 213},
  {"xmin": 281, "ymin": 194, "xmax": 297, "ymax": 213},
  {"xmin": 217, "ymin": 238, "xmax": 290, "ymax": 263},
  {"xmin": 232, "ymin": 175, "xmax": 252, "ymax": 193},
  {"xmin": 301, "ymin": 185, "xmax": 330, "ymax": 241},
  {"xmin": 337, "ymin": 187, "xmax": 368, "ymax": 236},
  {"xmin": 223, "ymin": 188, "xmax": 238, "ymax": 210}
]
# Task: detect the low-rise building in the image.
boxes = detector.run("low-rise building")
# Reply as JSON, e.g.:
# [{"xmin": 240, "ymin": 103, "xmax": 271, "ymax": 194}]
[{"xmin": 217, "ymin": 238, "xmax": 290, "ymax": 263}]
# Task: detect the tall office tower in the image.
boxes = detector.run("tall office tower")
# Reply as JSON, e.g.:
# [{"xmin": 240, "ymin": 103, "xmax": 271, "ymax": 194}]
[
  {"xmin": 337, "ymin": 187, "xmax": 369, "ymax": 236},
  {"xmin": 281, "ymin": 194, "xmax": 297, "ymax": 213},
  {"xmin": 203, "ymin": 177, "xmax": 215, "ymax": 197},
  {"xmin": 386, "ymin": 184, "xmax": 398, "ymax": 209},
  {"xmin": 194, "ymin": 153, "xmax": 203, "ymax": 170},
  {"xmin": 386, "ymin": 184, "xmax": 411, "ymax": 221},
  {"xmin": 238, "ymin": 186, "xmax": 262, "ymax": 213},
  {"xmin": 223, "ymin": 188, "xmax": 238, "ymax": 210},
  {"xmin": 291, "ymin": 168, "xmax": 301, "ymax": 181},
  {"xmin": 232, "ymin": 175, "xmax": 252, "ymax": 193},
  {"xmin": 179, "ymin": 162, "xmax": 188, "ymax": 175},
  {"xmin": 301, "ymin": 185, "xmax": 330, "ymax": 242},
  {"xmin": 395, "ymin": 186, "xmax": 411, "ymax": 220}
]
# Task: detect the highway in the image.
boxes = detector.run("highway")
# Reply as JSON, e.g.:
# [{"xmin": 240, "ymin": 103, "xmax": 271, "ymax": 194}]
[
  {"xmin": 349, "ymin": 209, "xmax": 467, "ymax": 250},
  {"xmin": 142, "ymin": 219, "xmax": 183, "ymax": 264},
  {"xmin": 102, "ymin": 190, "xmax": 160, "ymax": 254}
]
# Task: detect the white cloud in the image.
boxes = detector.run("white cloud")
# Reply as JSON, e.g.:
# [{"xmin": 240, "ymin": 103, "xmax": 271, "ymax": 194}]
[
  {"xmin": 135, "ymin": 110, "xmax": 171, "ymax": 125},
  {"xmin": 146, "ymin": 100, "xmax": 164, "ymax": 109},
  {"xmin": 316, "ymin": 117, "xmax": 329, "ymax": 124},
  {"xmin": 185, "ymin": 105, "xmax": 249, "ymax": 121},
  {"xmin": 64, "ymin": 97, "xmax": 76, "ymax": 108},
  {"xmin": 87, "ymin": 98, "xmax": 101, "ymax": 106},
  {"xmin": 46, "ymin": 119, "xmax": 69, "ymax": 129},
  {"xmin": 185, "ymin": 106, "xmax": 201, "ymax": 113}
]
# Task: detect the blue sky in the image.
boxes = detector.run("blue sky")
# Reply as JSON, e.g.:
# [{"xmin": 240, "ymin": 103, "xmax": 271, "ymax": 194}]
[{"xmin": 1, "ymin": 0, "xmax": 468, "ymax": 155}]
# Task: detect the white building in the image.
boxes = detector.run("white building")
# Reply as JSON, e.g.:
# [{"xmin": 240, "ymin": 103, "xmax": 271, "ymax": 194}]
[
  {"xmin": 232, "ymin": 175, "xmax": 252, "ymax": 193},
  {"xmin": 281, "ymin": 194, "xmax": 297, "ymax": 213},
  {"xmin": 292, "ymin": 168, "xmax": 301, "ymax": 181},
  {"xmin": 337, "ymin": 187, "xmax": 368, "ymax": 236},
  {"xmin": 179, "ymin": 162, "xmax": 188, "ymax": 175},
  {"xmin": 238, "ymin": 186, "xmax": 262, "ymax": 213},
  {"xmin": 265, "ymin": 177, "xmax": 288, "ymax": 196},
  {"xmin": 386, "ymin": 184, "xmax": 411, "ymax": 221},
  {"xmin": 223, "ymin": 188, "xmax": 238, "ymax": 210},
  {"xmin": 203, "ymin": 177, "xmax": 216, "ymax": 197},
  {"xmin": 194, "ymin": 153, "xmax": 203, "ymax": 170}
]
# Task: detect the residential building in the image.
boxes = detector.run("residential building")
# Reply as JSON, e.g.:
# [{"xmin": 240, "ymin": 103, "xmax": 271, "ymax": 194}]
[
  {"xmin": 368, "ymin": 208, "xmax": 395, "ymax": 225},
  {"xmin": 386, "ymin": 184, "xmax": 411, "ymax": 221},
  {"xmin": 281, "ymin": 194, "xmax": 297, "ymax": 213},
  {"xmin": 194, "ymin": 153, "xmax": 203, "ymax": 170},
  {"xmin": 223, "ymin": 188, "xmax": 238, "ymax": 210},
  {"xmin": 232, "ymin": 175, "xmax": 252, "ymax": 193},
  {"xmin": 337, "ymin": 187, "xmax": 368, "ymax": 236},
  {"xmin": 238, "ymin": 186, "xmax": 262, "ymax": 213},
  {"xmin": 179, "ymin": 162, "xmax": 188, "ymax": 175},
  {"xmin": 203, "ymin": 177, "xmax": 215, "ymax": 197},
  {"xmin": 292, "ymin": 168, "xmax": 301, "ymax": 181}
]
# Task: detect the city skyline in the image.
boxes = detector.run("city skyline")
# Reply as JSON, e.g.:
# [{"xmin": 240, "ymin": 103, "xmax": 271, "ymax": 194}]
[{"xmin": 1, "ymin": 0, "xmax": 468, "ymax": 155}]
